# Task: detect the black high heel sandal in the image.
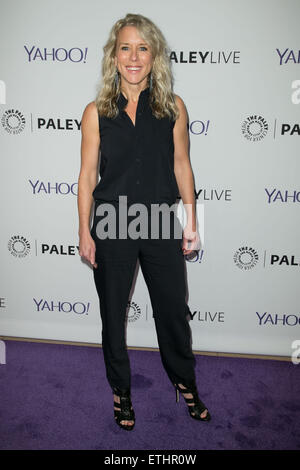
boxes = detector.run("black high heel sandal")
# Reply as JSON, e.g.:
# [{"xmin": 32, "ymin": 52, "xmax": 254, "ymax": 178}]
[
  {"xmin": 173, "ymin": 381, "xmax": 211, "ymax": 422},
  {"xmin": 112, "ymin": 386, "xmax": 135, "ymax": 431}
]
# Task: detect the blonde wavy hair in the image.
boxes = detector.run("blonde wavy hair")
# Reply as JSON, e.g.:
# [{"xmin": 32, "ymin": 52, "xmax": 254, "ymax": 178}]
[{"xmin": 95, "ymin": 13, "xmax": 179, "ymax": 121}]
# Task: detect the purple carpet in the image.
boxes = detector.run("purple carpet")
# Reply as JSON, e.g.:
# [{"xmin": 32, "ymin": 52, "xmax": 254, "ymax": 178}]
[{"xmin": 0, "ymin": 339, "xmax": 299, "ymax": 450}]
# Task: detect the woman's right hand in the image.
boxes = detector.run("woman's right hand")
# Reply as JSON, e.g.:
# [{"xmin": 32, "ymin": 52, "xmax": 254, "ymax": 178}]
[{"xmin": 79, "ymin": 231, "xmax": 98, "ymax": 269}]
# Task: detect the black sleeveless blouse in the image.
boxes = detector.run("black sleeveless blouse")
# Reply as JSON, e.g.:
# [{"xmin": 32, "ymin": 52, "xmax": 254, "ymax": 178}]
[{"xmin": 92, "ymin": 86, "xmax": 180, "ymax": 207}]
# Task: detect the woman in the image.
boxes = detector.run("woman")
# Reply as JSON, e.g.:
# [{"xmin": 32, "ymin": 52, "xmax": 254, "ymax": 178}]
[{"xmin": 77, "ymin": 13, "xmax": 211, "ymax": 431}]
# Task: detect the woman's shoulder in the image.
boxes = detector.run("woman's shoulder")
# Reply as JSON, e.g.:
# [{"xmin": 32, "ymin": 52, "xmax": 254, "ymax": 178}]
[
  {"xmin": 81, "ymin": 101, "xmax": 99, "ymax": 133},
  {"xmin": 173, "ymin": 93, "xmax": 186, "ymax": 110},
  {"xmin": 172, "ymin": 93, "xmax": 188, "ymax": 123},
  {"xmin": 81, "ymin": 101, "xmax": 98, "ymax": 122},
  {"xmin": 83, "ymin": 100, "xmax": 98, "ymax": 116}
]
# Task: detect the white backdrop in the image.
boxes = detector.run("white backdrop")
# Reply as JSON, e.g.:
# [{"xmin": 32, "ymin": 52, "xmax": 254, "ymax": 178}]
[{"xmin": 1, "ymin": 0, "xmax": 299, "ymax": 357}]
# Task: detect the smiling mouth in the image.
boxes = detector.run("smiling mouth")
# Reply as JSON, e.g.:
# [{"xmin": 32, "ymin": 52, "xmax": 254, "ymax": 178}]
[{"xmin": 126, "ymin": 66, "xmax": 142, "ymax": 72}]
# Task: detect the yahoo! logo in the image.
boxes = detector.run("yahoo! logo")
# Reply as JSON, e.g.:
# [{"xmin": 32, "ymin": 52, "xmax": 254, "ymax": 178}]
[
  {"xmin": 256, "ymin": 311, "xmax": 300, "ymax": 326},
  {"xmin": 34, "ymin": 298, "xmax": 91, "ymax": 315},
  {"xmin": 265, "ymin": 188, "xmax": 300, "ymax": 203},
  {"xmin": 24, "ymin": 46, "xmax": 88, "ymax": 63},
  {"xmin": 185, "ymin": 250, "xmax": 204, "ymax": 263},
  {"xmin": 29, "ymin": 179, "xmax": 78, "ymax": 195},
  {"xmin": 190, "ymin": 120, "xmax": 210, "ymax": 135},
  {"xmin": 276, "ymin": 49, "xmax": 300, "ymax": 65}
]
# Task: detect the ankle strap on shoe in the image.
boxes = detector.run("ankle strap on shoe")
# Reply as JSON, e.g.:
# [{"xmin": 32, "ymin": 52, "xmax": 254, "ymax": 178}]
[
  {"xmin": 112, "ymin": 386, "xmax": 131, "ymax": 397},
  {"xmin": 175, "ymin": 380, "xmax": 197, "ymax": 392}
]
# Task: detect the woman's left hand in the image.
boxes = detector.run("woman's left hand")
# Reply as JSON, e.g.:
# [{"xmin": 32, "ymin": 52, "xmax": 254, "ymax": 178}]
[{"xmin": 182, "ymin": 225, "xmax": 201, "ymax": 255}]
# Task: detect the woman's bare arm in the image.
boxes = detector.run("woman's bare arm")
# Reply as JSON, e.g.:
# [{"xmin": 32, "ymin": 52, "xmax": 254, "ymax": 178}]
[
  {"xmin": 77, "ymin": 101, "xmax": 100, "ymax": 267},
  {"xmin": 173, "ymin": 95, "xmax": 196, "ymax": 232},
  {"xmin": 77, "ymin": 101, "xmax": 100, "ymax": 237},
  {"xmin": 173, "ymin": 95, "xmax": 201, "ymax": 253}
]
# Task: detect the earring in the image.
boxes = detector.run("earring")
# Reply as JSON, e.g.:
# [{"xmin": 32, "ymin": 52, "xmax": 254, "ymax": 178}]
[
  {"xmin": 114, "ymin": 69, "xmax": 119, "ymax": 88},
  {"xmin": 149, "ymin": 72, "xmax": 153, "ymax": 92}
]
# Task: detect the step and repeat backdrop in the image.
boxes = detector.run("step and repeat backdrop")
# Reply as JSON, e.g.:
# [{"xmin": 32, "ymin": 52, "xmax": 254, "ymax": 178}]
[{"xmin": 1, "ymin": 0, "xmax": 299, "ymax": 357}]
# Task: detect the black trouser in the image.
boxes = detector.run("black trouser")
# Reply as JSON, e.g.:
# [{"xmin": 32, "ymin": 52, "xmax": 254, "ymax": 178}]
[{"xmin": 90, "ymin": 200, "xmax": 196, "ymax": 390}]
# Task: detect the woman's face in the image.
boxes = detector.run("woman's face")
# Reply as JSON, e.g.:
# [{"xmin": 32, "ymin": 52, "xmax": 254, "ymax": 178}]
[{"xmin": 114, "ymin": 26, "xmax": 153, "ymax": 88}]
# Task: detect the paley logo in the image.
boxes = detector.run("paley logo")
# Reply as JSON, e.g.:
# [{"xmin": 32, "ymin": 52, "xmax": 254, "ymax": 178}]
[
  {"xmin": 189, "ymin": 310, "xmax": 225, "ymax": 323},
  {"xmin": 40, "ymin": 244, "xmax": 79, "ymax": 255},
  {"xmin": 29, "ymin": 180, "xmax": 78, "ymax": 195},
  {"xmin": 34, "ymin": 298, "xmax": 91, "ymax": 315},
  {"xmin": 194, "ymin": 188, "xmax": 232, "ymax": 202},
  {"xmin": 35, "ymin": 116, "xmax": 81, "ymax": 131},
  {"xmin": 256, "ymin": 311, "xmax": 300, "ymax": 326},
  {"xmin": 1, "ymin": 109, "xmax": 26, "ymax": 134},
  {"xmin": 265, "ymin": 188, "xmax": 300, "ymax": 203},
  {"xmin": 170, "ymin": 50, "xmax": 240, "ymax": 64},
  {"xmin": 233, "ymin": 246, "xmax": 259, "ymax": 270},
  {"xmin": 126, "ymin": 300, "xmax": 142, "ymax": 323},
  {"xmin": 276, "ymin": 48, "xmax": 300, "ymax": 65},
  {"xmin": 8, "ymin": 235, "xmax": 31, "ymax": 258},
  {"xmin": 24, "ymin": 46, "xmax": 88, "ymax": 63},
  {"xmin": 241, "ymin": 115, "xmax": 268, "ymax": 141},
  {"xmin": 280, "ymin": 122, "xmax": 300, "ymax": 136},
  {"xmin": 268, "ymin": 253, "xmax": 300, "ymax": 267}
]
